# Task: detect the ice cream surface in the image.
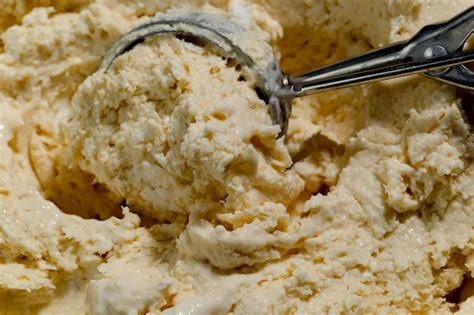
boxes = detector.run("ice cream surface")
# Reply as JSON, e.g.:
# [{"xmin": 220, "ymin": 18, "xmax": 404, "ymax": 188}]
[{"xmin": 1, "ymin": 0, "xmax": 473, "ymax": 314}]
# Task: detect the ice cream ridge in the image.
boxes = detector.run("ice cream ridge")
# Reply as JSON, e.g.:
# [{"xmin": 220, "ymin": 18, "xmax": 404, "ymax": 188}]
[{"xmin": 0, "ymin": 0, "xmax": 473, "ymax": 314}]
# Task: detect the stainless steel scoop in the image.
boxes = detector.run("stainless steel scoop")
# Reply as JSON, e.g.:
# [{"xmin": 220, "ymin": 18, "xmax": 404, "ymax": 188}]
[{"xmin": 100, "ymin": 7, "xmax": 474, "ymax": 136}]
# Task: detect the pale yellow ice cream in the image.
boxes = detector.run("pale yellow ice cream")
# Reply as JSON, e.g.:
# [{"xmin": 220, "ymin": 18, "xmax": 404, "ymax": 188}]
[
  {"xmin": 66, "ymin": 32, "xmax": 304, "ymax": 268},
  {"xmin": 0, "ymin": 0, "xmax": 473, "ymax": 314}
]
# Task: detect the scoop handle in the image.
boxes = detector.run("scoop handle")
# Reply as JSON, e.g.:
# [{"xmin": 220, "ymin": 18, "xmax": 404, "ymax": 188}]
[
  {"xmin": 278, "ymin": 6, "xmax": 474, "ymax": 99},
  {"xmin": 277, "ymin": 49, "xmax": 474, "ymax": 98}
]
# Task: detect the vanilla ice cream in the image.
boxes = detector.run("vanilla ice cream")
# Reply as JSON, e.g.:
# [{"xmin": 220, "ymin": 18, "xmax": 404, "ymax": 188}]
[{"xmin": 0, "ymin": 0, "xmax": 473, "ymax": 314}]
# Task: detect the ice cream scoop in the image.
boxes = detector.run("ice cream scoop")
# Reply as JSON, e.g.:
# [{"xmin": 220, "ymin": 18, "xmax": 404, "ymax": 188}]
[{"xmin": 100, "ymin": 8, "xmax": 474, "ymax": 136}]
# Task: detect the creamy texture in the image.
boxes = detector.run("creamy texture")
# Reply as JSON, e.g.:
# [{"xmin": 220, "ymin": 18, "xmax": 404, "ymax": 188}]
[
  {"xmin": 1, "ymin": 0, "xmax": 474, "ymax": 314},
  {"xmin": 66, "ymin": 33, "xmax": 303, "ymax": 268}
]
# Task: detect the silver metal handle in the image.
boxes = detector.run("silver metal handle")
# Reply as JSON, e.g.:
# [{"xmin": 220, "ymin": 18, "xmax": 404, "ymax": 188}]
[
  {"xmin": 277, "ymin": 49, "xmax": 474, "ymax": 98},
  {"xmin": 279, "ymin": 6, "xmax": 474, "ymax": 99}
]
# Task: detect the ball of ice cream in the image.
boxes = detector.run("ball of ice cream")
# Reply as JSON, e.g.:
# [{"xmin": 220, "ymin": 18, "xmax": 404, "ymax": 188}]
[{"xmin": 65, "ymin": 34, "xmax": 304, "ymax": 267}]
